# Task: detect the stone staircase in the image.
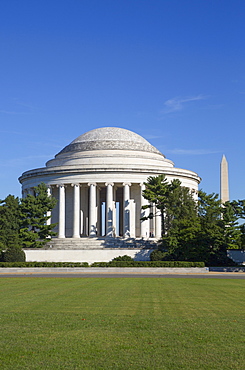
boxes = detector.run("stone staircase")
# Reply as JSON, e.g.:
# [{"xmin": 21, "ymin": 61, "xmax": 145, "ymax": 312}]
[{"xmin": 45, "ymin": 237, "xmax": 158, "ymax": 250}]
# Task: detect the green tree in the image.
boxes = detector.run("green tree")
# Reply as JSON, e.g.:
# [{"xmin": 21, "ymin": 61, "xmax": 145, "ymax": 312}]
[
  {"xmin": 222, "ymin": 199, "xmax": 245, "ymax": 249},
  {"xmin": 0, "ymin": 184, "xmax": 57, "ymax": 250},
  {"xmin": 228, "ymin": 199, "xmax": 245, "ymax": 220},
  {"xmin": 0, "ymin": 195, "xmax": 25, "ymax": 261},
  {"xmin": 240, "ymin": 224, "xmax": 245, "ymax": 249},
  {"xmin": 142, "ymin": 175, "xmax": 201, "ymax": 260},
  {"xmin": 159, "ymin": 186, "xmax": 199, "ymax": 260},
  {"xmin": 0, "ymin": 195, "xmax": 21, "ymax": 248},
  {"xmin": 221, "ymin": 201, "xmax": 242, "ymax": 249},
  {"xmin": 196, "ymin": 191, "xmax": 228, "ymax": 265},
  {"xmin": 19, "ymin": 183, "xmax": 57, "ymax": 248},
  {"xmin": 142, "ymin": 175, "xmax": 194, "ymax": 236}
]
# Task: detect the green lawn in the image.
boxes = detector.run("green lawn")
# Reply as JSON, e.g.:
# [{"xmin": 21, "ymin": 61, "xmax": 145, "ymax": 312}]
[{"xmin": 0, "ymin": 277, "xmax": 244, "ymax": 369}]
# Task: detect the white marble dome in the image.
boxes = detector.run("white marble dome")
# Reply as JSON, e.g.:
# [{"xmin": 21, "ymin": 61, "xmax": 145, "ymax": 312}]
[
  {"xmin": 59, "ymin": 127, "xmax": 163, "ymax": 156},
  {"xmin": 20, "ymin": 126, "xmax": 200, "ymax": 187},
  {"xmin": 45, "ymin": 127, "xmax": 173, "ymax": 170}
]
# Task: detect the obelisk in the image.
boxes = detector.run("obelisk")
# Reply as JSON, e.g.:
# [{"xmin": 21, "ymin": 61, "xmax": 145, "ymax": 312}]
[{"xmin": 220, "ymin": 155, "xmax": 229, "ymax": 203}]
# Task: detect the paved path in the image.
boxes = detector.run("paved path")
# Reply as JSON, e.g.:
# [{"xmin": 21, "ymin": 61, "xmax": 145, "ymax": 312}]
[
  {"xmin": 1, "ymin": 273, "xmax": 245, "ymax": 279},
  {"xmin": 0, "ymin": 268, "xmax": 245, "ymax": 279}
]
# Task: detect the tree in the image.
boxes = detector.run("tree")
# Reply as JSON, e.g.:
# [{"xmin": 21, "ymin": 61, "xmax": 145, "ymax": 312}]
[
  {"xmin": 0, "ymin": 195, "xmax": 25, "ymax": 261},
  {"xmin": 142, "ymin": 175, "xmax": 196, "ymax": 236},
  {"xmin": 221, "ymin": 201, "xmax": 242, "ymax": 249},
  {"xmin": 228, "ymin": 199, "xmax": 245, "ymax": 220},
  {"xmin": 0, "ymin": 183, "xmax": 57, "ymax": 252},
  {"xmin": 240, "ymin": 224, "xmax": 245, "ymax": 249},
  {"xmin": 141, "ymin": 174, "xmax": 169, "ymax": 236},
  {"xmin": 19, "ymin": 183, "xmax": 57, "ymax": 248},
  {"xmin": 196, "ymin": 191, "xmax": 229, "ymax": 265},
  {"xmin": 0, "ymin": 183, "xmax": 57, "ymax": 253},
  {"xmin": 0, "ymin": 195, "xmax": 21, "ymax": 249},
  {"xmin": 222, "ymin": 199, "xmax": 245, "ymax": 249}
]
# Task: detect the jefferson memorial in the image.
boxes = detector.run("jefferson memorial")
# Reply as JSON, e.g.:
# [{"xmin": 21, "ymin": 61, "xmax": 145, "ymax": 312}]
[{"xmin": 19, "ymin": 127, "xmax": 200, "ymax": 262}]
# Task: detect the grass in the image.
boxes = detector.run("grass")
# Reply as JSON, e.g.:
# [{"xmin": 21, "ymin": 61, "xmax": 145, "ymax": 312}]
[{"xmin": 0, "ymin": 277, "xmax": 244, "ymax": 369}]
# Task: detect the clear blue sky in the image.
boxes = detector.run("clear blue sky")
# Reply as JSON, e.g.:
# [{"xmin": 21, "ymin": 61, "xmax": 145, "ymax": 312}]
[{"xmin": 1, "ymin": 0, "xmax": 245, "ymax": 200}]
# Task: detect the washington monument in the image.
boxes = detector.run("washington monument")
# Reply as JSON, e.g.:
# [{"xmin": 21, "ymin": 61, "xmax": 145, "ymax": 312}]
[{"xmin": 220, "ymin": 155, "xmax": 229, "ymax": 203}]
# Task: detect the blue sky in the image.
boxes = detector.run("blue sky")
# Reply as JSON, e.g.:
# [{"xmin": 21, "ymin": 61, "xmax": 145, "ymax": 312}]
[{"xmin": 1, "ymin": 0, "xmax": 245, "ymax": 200}]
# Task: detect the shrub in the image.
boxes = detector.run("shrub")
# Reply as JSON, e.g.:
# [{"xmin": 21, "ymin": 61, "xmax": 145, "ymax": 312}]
[
  {"xmin": 3, "ymin": 246, "xmax": 26, "ymax": 262},
  {"xmin": 111, "ymin": 255, "xmax": 134, "ymax": 262},
  {"xmin": 150, "ymin": 250, "xmax": 167, "ymax": 261}
]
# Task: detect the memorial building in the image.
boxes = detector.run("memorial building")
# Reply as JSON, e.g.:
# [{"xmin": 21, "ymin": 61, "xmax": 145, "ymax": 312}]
[{"xmin": 19, "ymin": 127, "xmax": 200, "ymax": 262}]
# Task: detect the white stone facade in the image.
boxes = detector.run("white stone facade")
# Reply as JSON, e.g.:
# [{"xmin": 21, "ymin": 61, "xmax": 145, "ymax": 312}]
[
  {"xmin": 24, "ymin": 248, "xmax": 152, "ymax": 264},
  {"xmin": 19, "ymin": 127, "xmax": 200, "ymax": 243}
]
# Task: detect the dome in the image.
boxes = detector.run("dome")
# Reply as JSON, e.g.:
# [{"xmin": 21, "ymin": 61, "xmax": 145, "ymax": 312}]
[{"xmin": 57, "ymin": 127, "xmax": 164, "ymax": 157}]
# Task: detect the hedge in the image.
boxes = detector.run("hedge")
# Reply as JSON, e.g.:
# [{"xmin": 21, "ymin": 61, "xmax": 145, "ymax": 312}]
[
  {"xmin": 0, "ymin": 261, "xmax": 89, "ymax": 268},
  {"xmin": 91, "ymin": 261, "xmax": 205, "ymax": 267},
  {"xmin": 0, "ymin": 261, "xmax": 205, "ymax": 268}
]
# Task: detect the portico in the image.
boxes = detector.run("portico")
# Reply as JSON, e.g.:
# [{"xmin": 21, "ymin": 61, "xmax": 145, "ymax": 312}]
[{"xmin": 23, "ymin": 182, "xmax": 154, "ymax": 239}]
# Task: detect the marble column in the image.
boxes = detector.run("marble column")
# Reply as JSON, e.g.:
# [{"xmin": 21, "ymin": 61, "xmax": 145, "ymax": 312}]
[
  {"xmin": 155, "ymin": 205, "xmax": 162, "ymax": 239},
  {"xmin": 140, "ymin": 183, "xmax": 149, "ymax": 238},
  {"xmin": 106, "ymin": 182, "xmax": 114, "ymax": 237},
  {"xmin": 28, "ymin": 188, "xmax": 35, "ymax": 196},
  {"xmin": 46, "ymin": 186, "xmax": 52, "ymax": 226},
  {"xmin": 123, "ymin": 182, "xmax": 131, "ymax": 237},
  {"xmin": 113, "ymin": 186, "xmax": 117, "ymax": 237},
  {"xmin": 58, "ymin": 185, "xmax": 65, "ymax": 238},
  {"xmin": 129, "ymin": 200, "xmax": 136, "ymax": 238},
  {"xmin": 96, "ymin": 186, "xmax": 101, "ymax": 237},
  {"xmin": 22, "ymin": 189, "xmax": 28, "ymax": 198},
  {"xmin": 72, "ymin": 183, "xmax": 80, "ymax": 238},
  {"xmin": 89, "ymin": 183, "xmax": 97, "ymax": 236}
]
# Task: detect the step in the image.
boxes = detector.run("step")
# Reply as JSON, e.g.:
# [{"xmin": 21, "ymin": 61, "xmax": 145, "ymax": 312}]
[{"xmin": 45, "ymin": 237, "xmax": 158, "ymax": 250}]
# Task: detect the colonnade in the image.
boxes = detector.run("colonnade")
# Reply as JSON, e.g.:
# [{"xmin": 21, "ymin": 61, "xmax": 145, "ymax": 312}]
[{"xmin": 23, "ymin": 182, "xmax": 162, "ymax": 240}]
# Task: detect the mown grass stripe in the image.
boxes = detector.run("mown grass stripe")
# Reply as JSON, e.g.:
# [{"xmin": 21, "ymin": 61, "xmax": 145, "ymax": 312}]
[{"xmin": 0, "ymin": 278, "xmax": 244, "ymax": 369}]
